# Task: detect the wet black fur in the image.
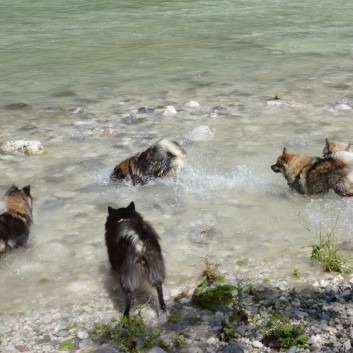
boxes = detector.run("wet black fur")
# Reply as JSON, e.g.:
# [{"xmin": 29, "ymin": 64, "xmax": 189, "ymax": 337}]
[{"xmin": 104, "ymin": 201, "xmax": 166, "ymax": 316}]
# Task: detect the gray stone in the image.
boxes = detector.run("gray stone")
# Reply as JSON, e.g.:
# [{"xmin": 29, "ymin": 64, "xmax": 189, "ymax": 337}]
[
  {"xmin": 186, "ymin": 125, "xmax": 214, "ymax": 142},
  {"xmin": 147, "ymin": 348, "xmax": 168, "ymax": 353},
  {"xmin": 222, "ymin": 342, "xmax": 245, "ymax": 353},
  {"xmin": 343, "ymin": 340, "xmax": 351, "ymax": 351},
  {"xmin": 56, "ymin": 329, "xmax": 69, "ymax": 337},
  {"xmin": 88, "ymin": 349, "xmax": 119, "ymax": 353}
]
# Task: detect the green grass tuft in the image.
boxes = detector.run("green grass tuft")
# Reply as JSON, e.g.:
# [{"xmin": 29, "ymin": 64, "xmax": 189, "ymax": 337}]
[
  {"xmin": 58, "ymin": 339, "xmax": 75, "ymax": 350},
  {"xmin": 310, "ymin": 226, "xmax": 353, "ymax": 274},
  {"xmin": 261, "ymin": 313, "xmax": 309, "ymax": 349}
]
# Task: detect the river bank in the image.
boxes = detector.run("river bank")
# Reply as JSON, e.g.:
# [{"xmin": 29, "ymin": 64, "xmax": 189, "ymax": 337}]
[{"xmin": 1, "ymin": 271, "xmax": 353, "ymax": 353}]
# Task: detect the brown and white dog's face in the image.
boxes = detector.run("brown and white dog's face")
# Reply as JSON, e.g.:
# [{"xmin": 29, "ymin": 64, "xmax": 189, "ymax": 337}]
[
  {"xmin": 271, "ymin": 148, "xmax": 317, "ymax": 184},
  {"xmin": 271, "ymin": 150, "xmax": 286, "ymax": 174},
  {"xmin": 3, "ymin": 184, "xmax": 33, "ymax": 219},
  {"xmin": 110, "ymin": 159, "xmax": 131, "ymax": 181}
]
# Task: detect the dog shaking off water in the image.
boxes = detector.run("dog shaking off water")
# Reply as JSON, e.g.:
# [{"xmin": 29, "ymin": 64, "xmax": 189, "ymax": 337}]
[
  {"xmin": 0, "ymin": 185, "xmax": 33, "ymax": 254},
  {"xmin": 271, "ymin": 148, "xmax": 353, "ymax": 196},
  {"xmin": 104, "ymin": 201, "xmax": 166, "ymax": 316},
  {"xmin": 110, "ymin": 139, "xmax": 186, "ymax": 185}
]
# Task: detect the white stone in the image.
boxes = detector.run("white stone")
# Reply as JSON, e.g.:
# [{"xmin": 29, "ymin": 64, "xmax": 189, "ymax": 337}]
[
  {"xmin": 335, "ymin": 103, "xmax": 352, "ymax": 111},
  {"xmin": 343, "ymin": 340, "xmax": 351, "ymax": 351},
  {"xmin": 252, "ymin": 340, "xmax": 263, "ymax": 348},
  {"xmin": 77, "ymin": 329, "xmax": 89, "ymax": 339},
  {"xmin": 0, "ymin": 140, "xmax": 44, "ymax": 155},
  {"xmin": 162, "ymin": 105, "xmax": 177, "ymax": 116},
  {"xmin": 308, "ymin": 334, "xmax": 322, "ymax": 346},
  {"xmin": 184, "ymin": 100, "xmax": 200, "ymax": 108},
  {"xmin": 206, "ymin": 336, "xmax": 217, "ymax": 345},
  {"xmin": 186, "ymin": 125, "xmax": 214, "ymax": 142}
]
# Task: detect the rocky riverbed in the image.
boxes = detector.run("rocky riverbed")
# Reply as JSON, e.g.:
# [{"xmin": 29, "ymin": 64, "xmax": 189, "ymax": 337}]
[{"xmin": 1, "ymin": 273, "xmax": 353, "ymax": 353}]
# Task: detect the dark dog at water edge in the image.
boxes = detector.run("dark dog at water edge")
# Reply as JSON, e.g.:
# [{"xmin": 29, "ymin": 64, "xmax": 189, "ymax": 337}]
[
  {"xmin": 0, "ymin": 185, "xmax": 33, "ymax": 254},
  {"xmin": 110, "ymin": 138, "xmax": 186, "ymax": 185},
  {"xmin": 104, "ymin": 201, "xmax": 166, "ymax": 316}
]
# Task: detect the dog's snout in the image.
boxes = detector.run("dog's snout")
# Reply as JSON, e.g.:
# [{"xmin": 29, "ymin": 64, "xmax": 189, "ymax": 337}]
[{"xmin": 271, "ymin": 164, "xmax": 281, "ymax": 173}]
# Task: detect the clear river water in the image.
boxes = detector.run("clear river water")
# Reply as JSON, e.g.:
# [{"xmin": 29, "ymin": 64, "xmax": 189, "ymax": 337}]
[{"xmin": 1, "ymin": 0, "xmax": 353, "ymax": 314}]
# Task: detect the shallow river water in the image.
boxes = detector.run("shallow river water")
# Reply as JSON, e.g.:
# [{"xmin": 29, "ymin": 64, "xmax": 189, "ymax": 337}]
[{"xmin": 1, "ymin": 0, "xmax": 353, "ymax": 314}]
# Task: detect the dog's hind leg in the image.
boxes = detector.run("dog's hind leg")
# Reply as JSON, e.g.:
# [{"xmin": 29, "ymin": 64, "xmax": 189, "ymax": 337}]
[
  {"xmin": 123, "ymin": 292, "xmax": 132, "ymax": 317},
  {"xmin": 155, "ymin": 284, "xmax": 166, "ymax": 312}
]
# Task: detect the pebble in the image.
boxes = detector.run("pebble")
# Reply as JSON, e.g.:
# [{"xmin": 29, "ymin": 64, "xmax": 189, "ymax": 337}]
[
  {"xmin": 162, "ymin": 105, "xmax": 177, "ymax": 116},
  {"xmin": 184, "ymin": 100, "xmax": 200, "ymax": 108}
]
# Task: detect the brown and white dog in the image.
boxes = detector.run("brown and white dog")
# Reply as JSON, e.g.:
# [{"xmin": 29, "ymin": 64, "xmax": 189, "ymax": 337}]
[
  {"xmin": 104, "ymin": 201, "xmax": 166, "ymax": 316},
  {"xmin": 110, "ymin": 139, "xmax": 186, "ymax": 185},
  {"xmin": 271, "ymin": 148, "xmax": 353, "ymax": 196},
  {"xmin": 0, "ymin": 185, "xmax": 33, "ymax": 254},
  {"xmin": 323, "ymin": 138, "xmax": 353, "ymax": 157}
]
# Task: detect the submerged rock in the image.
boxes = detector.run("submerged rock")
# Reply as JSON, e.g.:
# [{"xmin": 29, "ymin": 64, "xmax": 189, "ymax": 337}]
[
  {"xmin": 0, "ymin": 140, "xmax": 44, "ymax": 155},
  {"xmin": 2, "ymin": 102, "xmax": 30, "ymax": 110},
  {"xmin": 186, "ymin": 125, "xmax": 214, "ymax": 142},
  {"xmin": 184, "ymin": 100, "xmax": 200, "ymax": 108},
  {"xmin": 162, "ymin": 105, "xmax": 177, "ymax": 116}
]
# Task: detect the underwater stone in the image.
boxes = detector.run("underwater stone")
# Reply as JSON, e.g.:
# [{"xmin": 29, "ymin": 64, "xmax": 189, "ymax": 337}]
[
  {"xmin": 162, "ymin": 105, "xmax": 177, "ymax": 116},
  {"xmin": 186, "ymin": 125, "xmax": 214, "ymax": 142},
  {"xmin": 0, "ymin": 140, "xmax": 44, "ymax": 155},
  {"xmin": 184, "ymin": 100, "xmax": 200, "ymax": 108}
]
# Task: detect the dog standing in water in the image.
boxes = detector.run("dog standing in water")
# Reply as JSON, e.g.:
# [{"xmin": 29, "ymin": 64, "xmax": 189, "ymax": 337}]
[
  {"xmin": 110, "ymin": 139, "xmax": 186, "ymax": 185},
  {"xmin": 104, "ymin": 201, "xmax": 166, "ymax": 316},
  {"xmin": 271, "ymin": 147, "xmax": 353, "ymax": 197},
  {"xmin": 0, "ymin": 185, "xmax": 33, "ymax": 254}
]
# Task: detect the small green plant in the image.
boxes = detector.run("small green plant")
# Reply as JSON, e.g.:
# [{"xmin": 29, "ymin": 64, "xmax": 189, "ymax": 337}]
[
  {"xmin": 192, "ymin": 284, "xmax": 235, "ymax": 313},
  {"xmin": 58, "ymin": 339, "xmax": 75, "ymax": 350},
  {"xmin": 67, "ymin": 322, "xmax": 78, "ymax": 330},
  {"xmin": 94, "ymin": 313, "xmax": 169, "ymax": 353},
  {"xmin": 218, "ymin": 316, "xmax": 238, "ymax": 342},
  {"xmin": 202, "ymin": 257, "xmax": 224, "ymax": 283},
  {"xmin": 192, "ymin": 257, "xmax": 230, "ymax": 311},
  {"xmin": 167, "ymin": 309, "xmax": 182, "ymax": 324},
  {"xmin": 261, "ymin": 313, "xmax": 308, "ymax": 349},
  {"xmin": 310, "ymin": 226, "xmax": 353, "ymax": 274},
  {"xmin": 175, "ymin": 333, "xmax": 187, "ymax": 349},
  {"xmin": 173, "ymin": 288, "xmax": 190, "ymax": 302},
  {"xmin": 292, "ymin": 267, "xmax": 300, "ymax": 278}
]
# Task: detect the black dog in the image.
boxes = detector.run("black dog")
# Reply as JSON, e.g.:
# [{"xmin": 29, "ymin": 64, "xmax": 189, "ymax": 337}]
[
  {"xmin": 0, "ymin": 185, "xmax": 33, "ymax": 255},
  {"xmin": 104, "ymin": 201, "xmax": 166, "ymax": 316}
]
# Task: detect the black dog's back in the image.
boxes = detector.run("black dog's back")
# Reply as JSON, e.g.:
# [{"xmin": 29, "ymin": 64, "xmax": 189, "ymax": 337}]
[
  {"xmin": 105, "ymin": 202, "xmax": 166, "ymax": 316},
  {"xmin": 0, "ymin": 214, "xmax": 30, "ymax": 251}
]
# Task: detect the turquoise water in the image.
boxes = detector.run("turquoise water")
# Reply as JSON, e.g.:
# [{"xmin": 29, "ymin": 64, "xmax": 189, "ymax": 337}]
[
  {"xmin": 2, "ymin": 0, "xmax": 352, "ymax": 102},
  {"xmin": 1, "ymin": 0, "xmax": 353, "ymax": 313}
]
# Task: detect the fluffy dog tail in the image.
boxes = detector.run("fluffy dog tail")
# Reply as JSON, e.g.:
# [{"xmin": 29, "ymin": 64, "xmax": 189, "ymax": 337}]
[
  {"xmin": 155, "ymin": 139, "xmax": 187, "ymax": 173},
  {"xmin": 331, "ymin": 151, "xmax": 353, "ymax": 196}
]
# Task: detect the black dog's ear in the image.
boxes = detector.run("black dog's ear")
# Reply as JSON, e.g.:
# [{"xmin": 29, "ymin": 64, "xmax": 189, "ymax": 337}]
[
  {"xmin": 127, "ymin": 201, "xmax": 135, "ymax": 211},
  {"xmin": 108, "ymin": 206, "xmax": 115, "ymax": 216},
  {"xmin": 23, "ymin": 185, "xmax": 31, "ymax": 196}
]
